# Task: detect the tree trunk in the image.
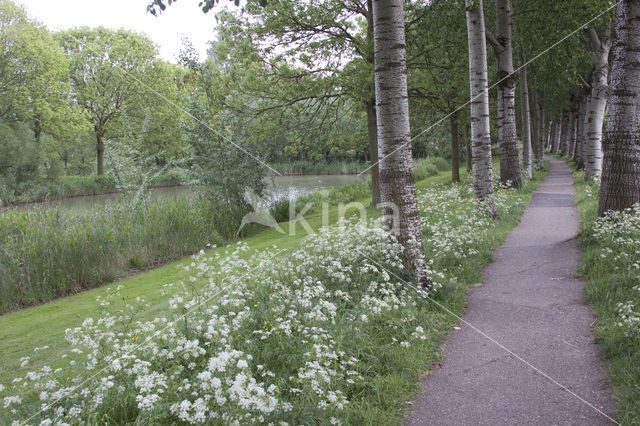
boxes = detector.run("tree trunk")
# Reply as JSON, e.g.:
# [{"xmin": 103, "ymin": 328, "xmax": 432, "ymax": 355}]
[
  {"xmin": 372, "ymin": 0, "xmax": 432, "ymax": 288},
  {"xmin": 598, "ymin": 1, "xmax": 640, "ymax": 215},
  {"xmin": 466, "ymin": 0, "xmax": 497, "ymax": 216},
  {"xmin": 366, "ymin": 0, "xmax": 381, "ymax": 206},
  {"xmin": 366, "ymin": 99, "xmax": 381, "ymax": 205},
  {"xmin": 96, "ymin": 132, "xmax": 105, "ymax": 176},
  {"xmin": 561, "ymin": 110, "xmax": 571, "ymax": 156},
  {"xmin": 530, "ymin": 90, "xmax": 539, "ymax": 169},
  {"xmin": 553, "ymin": 120, "xmax": 561, "ymax": 154},
  {"xmin": 518, "ymin": 57, "xmax": 532, "ymax": 180},
  {"xmin": 450, "ymin": 111, "xmax": 460, "ymax": 183},
  {"xmin": 575, "ymin": 95, "xmax": 587, "ymax": 168},
  {"xmin": 585, "ymin": 25, "xmax": 612, "ymax": 180},
  {"xmin": 546, "ymin": 120, "xmax": 552, "ymax": 151},
  {"xmin": 535, "ymin": 97, "xmax": 545, "ymax": 169},
  {"xmin": 466, "ymin": 134, "xmax": 472, "ymax": 173},
  {"xmin": 494, "ymin": 0, "xmax": 522, "ymax": 188},
  {"xmin": 569, "ymin": 103, "xmax": 578, "ymax": 159}
]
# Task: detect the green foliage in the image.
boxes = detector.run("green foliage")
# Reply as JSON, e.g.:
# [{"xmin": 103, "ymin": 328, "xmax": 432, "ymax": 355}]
[
  {"xmin": 0, "ymin": 197, "xmax": 223, "ymax": 314},
  {"xmin": 0, "ymin": 0, "xmax": 82, "ymax": 134},
  {"xmin": 57, "ymin": 27, "xmax": 183, "ymax": 174},
  {"xmin": 512, "ymin": 0, "xmax": 613, "ymax": 116},
  {"xmin": 0, "ymin": 122, "xmax": 42, "ymax": 203},
  {"xmin": 270, "ymin": 180, "xmax": 372, "ymax": 222},
  {"xmin": 182, "ymin": 97, "xmax": 266, "ymax": 238}
]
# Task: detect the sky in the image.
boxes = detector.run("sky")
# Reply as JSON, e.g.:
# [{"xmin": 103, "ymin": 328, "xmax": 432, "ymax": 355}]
[{"xmin": 14, "ymin": 0, "xmax": 225, "ymax": 62}]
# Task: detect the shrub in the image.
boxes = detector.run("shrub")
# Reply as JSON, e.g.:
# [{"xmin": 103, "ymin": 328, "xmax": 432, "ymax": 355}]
[{"xmin": 430, "ymin": 157, "xmax": 450, "ymax": 172}]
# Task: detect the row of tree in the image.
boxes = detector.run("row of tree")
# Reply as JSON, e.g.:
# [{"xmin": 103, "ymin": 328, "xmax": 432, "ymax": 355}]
[{"xmin": 167, "ymin": 0, "xmax": 639, "ymax": 285}]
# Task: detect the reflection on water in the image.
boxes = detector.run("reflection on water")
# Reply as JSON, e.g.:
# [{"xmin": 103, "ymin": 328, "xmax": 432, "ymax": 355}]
[{"xmin": 8, "ymin": 174, "xmax": 366, "ymax": 212}]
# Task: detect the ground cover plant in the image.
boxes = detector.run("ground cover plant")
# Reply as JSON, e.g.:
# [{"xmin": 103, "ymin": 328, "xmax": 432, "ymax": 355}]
[
  {"xmin": 572, "ymin": 168, "xmax": 640, "ymax": 425},
  {"xmin": 0, "ymin": 163, "xmax": 547, "ymax": 424}
]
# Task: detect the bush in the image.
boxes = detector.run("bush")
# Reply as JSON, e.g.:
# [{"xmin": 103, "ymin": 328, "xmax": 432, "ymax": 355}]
[{"xmin": 430, "ymin": 157, "xmax": 450, "ymax": 172}]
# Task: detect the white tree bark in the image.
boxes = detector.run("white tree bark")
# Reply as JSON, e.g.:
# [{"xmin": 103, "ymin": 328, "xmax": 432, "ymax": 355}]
[
  {"xmin": 534, "ymin": 100, "xmax": 545, "ymax": 168},
  {"xmin": 561, "ymin": 110, "xmax": 571, "ymax": 156},
  {"xmin": 552, "ymin": 120, "xmax": 561, "ymax": 154},
  {"xmin": 598, "ymin": 0, "xmax": 640, "ymax": 215},
  {"xmin": 585, "ymin": 25, "xmax": 612, "ymax": 180},
  {"xmin": 466, "ymin": 0, "xmax": 497, "ymax": 217},
  {"xmin": 518, "ymin": 59, "xmax": 532, "ymax": 180},
  {"xmin": 372, "ymin": 0, "xmax": 432, "ymax": 288},
  {"xmin": 530, "ymin": 90, "xmax": 540, "ymax": 169},
  {"xmin": 579, "ymin": 92, "xmax": 592, "ymax": 168},
  {"xmin": 494, "ymin": 0, "xmax": 522, "ymax": 188},
  {"xmin": 569, "ymin": 105, "xmax": 578, "ymax": 159}
]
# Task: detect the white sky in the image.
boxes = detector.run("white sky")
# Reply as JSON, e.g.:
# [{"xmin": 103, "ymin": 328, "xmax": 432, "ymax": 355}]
[{"xmin": 14, "ymin": 0, "xmax": 224, "ymax": 62}]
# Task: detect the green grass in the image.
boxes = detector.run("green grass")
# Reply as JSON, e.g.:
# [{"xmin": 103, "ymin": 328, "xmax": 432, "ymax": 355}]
[
  {"xmin": 0, "ymin": 161, "xmax": 548, "ymax": 423},
  {"xmin": 557, "ymin": 156, "xmax": 640, "ymax": 426}
]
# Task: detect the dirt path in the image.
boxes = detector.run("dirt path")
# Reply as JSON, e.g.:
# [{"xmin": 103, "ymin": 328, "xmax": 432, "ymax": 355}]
[{"xmin": 405, "ymin": 157, "xmax": 616, "ymax": 425}]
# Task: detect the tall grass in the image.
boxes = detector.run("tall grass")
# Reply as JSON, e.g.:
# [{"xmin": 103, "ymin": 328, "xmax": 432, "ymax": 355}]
[
  {"xmin": 0, "ymin": 197, "xmax": 222, "ymax": 314},
  {"xmin": 269, "ymin": 160, "xmax": 368, "ymax": 175}
]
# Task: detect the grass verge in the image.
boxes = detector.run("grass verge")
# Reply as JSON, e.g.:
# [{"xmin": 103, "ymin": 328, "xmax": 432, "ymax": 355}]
[{"xmin": 561, "ymin": 158, "xmax": 640, "ymax": 426}]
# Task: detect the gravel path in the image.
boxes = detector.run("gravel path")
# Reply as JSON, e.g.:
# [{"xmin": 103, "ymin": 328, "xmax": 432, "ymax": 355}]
[{"xmin": 405, "ymin": 157, "xmax": 616, "ymax": 425}]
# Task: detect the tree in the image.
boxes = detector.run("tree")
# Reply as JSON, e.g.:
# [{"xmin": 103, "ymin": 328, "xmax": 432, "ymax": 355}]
[
  {"xmin": 598, "ymin": 0, "xmax": 640, "ymax": 215},
  {"xmin": 518, "ymin": 55, "xmax": 532, "ymax": 180},
  {"xmin": 193, "ymin": 0, "xmax": 384, "ymax": 204},
  {"xmin": 406, "ymin": 0, "xmax": 470, "ymax": 184},
  {"xmin": 486, "ymin": 0, "xmax": 522, "ymax": 188},
  {"xmin": 466, "ymin": 0, "xmax": 497, "ymax": 216},
  {"xmin": 584, "ymin": 23, "xmax": 611, "ymax": 180},
  {"xmin": 0, "ymin": 1, "xmax": 82, "ymax": 138},
  {"xmin": 57, "ymin": 28, "xmax": 161, "ymax": 175},
  {"xmin": 373, "ymin": 0, "xmax": 431, "ymax": 288}
]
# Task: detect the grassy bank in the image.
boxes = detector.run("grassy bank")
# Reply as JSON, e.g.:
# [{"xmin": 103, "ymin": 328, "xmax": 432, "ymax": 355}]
[
  {"xmin": 0, "ymin": 158, "xmax": 445, "ymax": 314},
  {"xmin": 0, "ymin": 197, "xmax": 225, "ymax": 314},
  {"xmin": 0, "ymin": 162, "xmax": 548, "ymax": 424},
  {"xmin": 567, "ymin": 164, "xmax": 640, "ymax": 425},
  {"xmin": 0, "ymin": 178, "xmax": 378, "ymax": 314}
]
